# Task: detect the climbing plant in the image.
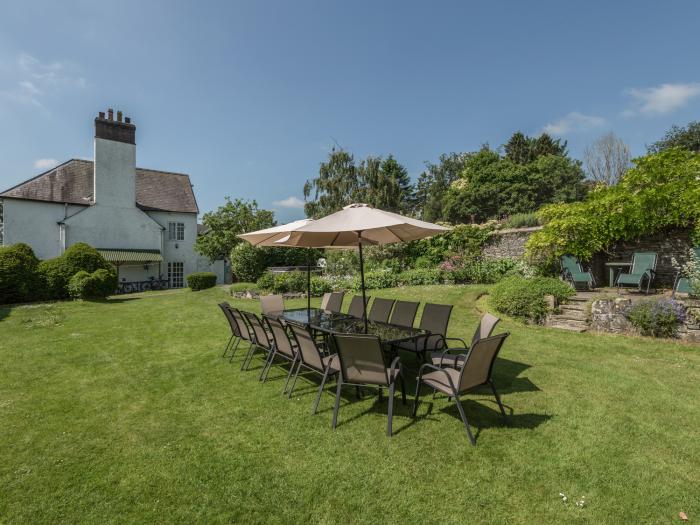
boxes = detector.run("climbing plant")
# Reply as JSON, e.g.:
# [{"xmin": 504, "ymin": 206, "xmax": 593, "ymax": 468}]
[{"xmin": 526, "ymin": 148, "xmax": 700, "ymax": 262}]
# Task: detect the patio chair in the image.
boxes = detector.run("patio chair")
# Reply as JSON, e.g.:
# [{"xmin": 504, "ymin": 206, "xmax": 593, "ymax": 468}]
[
  {"xmin": 430, "ymin": 313, "xmax": 500, "ymax": 368},
  {"xmin": 287, "ymin": 323, "xmax": 340, "ymax": 413},
  {"xmin": 260, "ymin": 294, "xmax": 284, "ymax": 315},
  {"xmin": 331, "ymin": 333, "xmax": 406, "ymax": 437},
  {"xmin": 395, "ymin": 303, "xmax": 454, "ymax": 360},
  {"xmin": 389, "ymin": 300, "xmax": 419, "ymax": 328},
  {"xmin": 615, "ymin": 252, "xmax": 657, "ymax": 294},
  {"xmin": 218, "ymin": 302, "xmax": 242, "ymax": 358},
  {"xmin": 413, "ymin": 332, "xmax": 510, "ymax": 446},
  {"xmin": 347, "ymin": 295, "xmax": 370, "ymax": 318},
  {"xmin": 241, "ymin": 311, "xmax": 274, "ymax": 372},
  {"xmin": 324, "ymin": 291, "xmax": 345, "ymax": 313},
  {"xmin": 672, "ymin": 247, "xmax": 699, "ymax": 297},
  {"xmin": 368, "ymin": 298, "xmax": 395, "ymax": 323},
  {"xmin": 560, "ymin": 254, "xmax": 596, "ymax": 290},
  {"xmin": 260, "ymin": 316, "xmax": 298, "ymax": 388},
  {"xmin": 229, "ymin": 308, "xmax": 255, "ymax": 365}
]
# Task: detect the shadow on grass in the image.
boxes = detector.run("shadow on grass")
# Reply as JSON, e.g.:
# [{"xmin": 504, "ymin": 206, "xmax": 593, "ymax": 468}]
[{"xmin": 0, "ymin": 305, "xmax": 10, "ymax": 322}]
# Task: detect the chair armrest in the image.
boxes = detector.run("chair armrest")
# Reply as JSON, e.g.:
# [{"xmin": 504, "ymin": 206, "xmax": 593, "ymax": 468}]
[
  {"xmin": 444, "ymin": 336, "xmax": 468, "ymax": 348},
  {"xmin": 389, "ymin": 356, "xmax": 401, "ymax": 383},
  {"xmin": 416, "ymin": 363, "xmax": 457, "ymax": 391},
  {"xmin": 434, "ymin": 348, "xmax": 469, "ymax": 367}
]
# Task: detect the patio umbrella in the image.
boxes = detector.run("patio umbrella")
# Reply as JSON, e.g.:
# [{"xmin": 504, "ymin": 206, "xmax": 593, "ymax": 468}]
[
  {"xmin": 238, "ymin": 219, "xmax": 316, "ymax": 312},
  {"xmin": 276, "ymin": 203, "xmax": 451, "ymax": 330}
]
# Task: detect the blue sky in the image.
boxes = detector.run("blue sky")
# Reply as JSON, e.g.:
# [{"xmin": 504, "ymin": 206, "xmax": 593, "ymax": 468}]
[{"xmin": 2, "ymin": 1, "xmax": 700, "ymax": 223}]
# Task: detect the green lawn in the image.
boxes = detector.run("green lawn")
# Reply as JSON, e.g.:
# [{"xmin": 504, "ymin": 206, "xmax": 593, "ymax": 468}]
[{"xmin": 1, "ymin": 285, "xmax": 698, "ymax": 524}]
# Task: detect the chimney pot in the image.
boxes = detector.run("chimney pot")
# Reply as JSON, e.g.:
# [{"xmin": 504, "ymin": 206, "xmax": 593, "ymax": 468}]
[
  {"xmin": 107, "ymin": 108, "xmax": 114, "ymax": 120},
  {"xmin": 117, "ymin": 110, "xmax": 123, "ymax": 122},
  {"xmin": 125, "ymin": 117, "xmax": 131, "ymax": 124},
  {"xmin": 98, "ymin": 111, "xmax": 105, "ymax": 119}
]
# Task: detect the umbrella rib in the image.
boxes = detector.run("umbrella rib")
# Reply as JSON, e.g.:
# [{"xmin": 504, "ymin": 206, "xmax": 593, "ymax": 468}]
[
  {"xmin": 383, "ymin": 225, "xmax": 405, "ymax": 243},
  {"xmin": 252, "ymin": 232, "xmax": 285, "ymax": 246},
  {"xmin": 329, "ymin": 231, "xmax": 342, "ymax": 247}
]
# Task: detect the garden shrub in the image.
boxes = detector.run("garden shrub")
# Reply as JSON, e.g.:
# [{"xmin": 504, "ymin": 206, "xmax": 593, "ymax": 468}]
[
  {"xmin": 37, "ymin": 258, "xmax": 72, "ymax": 299},
  {"xmin": 256, "ymin": 271, "xmax": 275, "ymax": 291},
  {"xmin": 230, "ymin": 243, "xmax": 268, "ymax": 282},
  {"xmin": 624, "ymin": 299, "xmax": 686, "ymax": 338},
  {"xmin": 37, "ymin": 244, "xmax": 113, "ymax": 300},
  {"xmin": 0, "ymin": 243, "xmax": 40, "ymax": 304},
  {"xmin": 67, "ymin": 268, "xmax": 117, "ymax": 299},
  {"xmin": 310, "ymin": 275, "xmax": 334, "ymax": 295},
  {"xmin": 397, "ymin": 268, "xmax": 444, "ymax": 286},
  {"xmin": 672, "ymin": 248, "xmax": 700, "ymax": 296},
  {"xmin": 491, "ymin": 276, "xmax": 575, "ymax": 322},
  {"xmin": 273, "ymin": 271, "xmax": 307, "ymax": 293},
  {"xmin": 502, "ymin": 212, "xmax": 540, "ymax": 229},
  {"xmin": 351, "ymin": 270, "xmax": 399, "ymax": 291},
  {"xmin": 230, "ymin": 282, "xmax": 259, "ymax": 293},
  {"xmin": 187, "ymin": 272, "xmax": 217, "ymax": 291},
  {"xmin": 62, "ymin": 243, "xmax": 112, "ymax": 275},
  {"xmin": 323, "ymin": 249, "xmax": 358, "ymax": 277}
]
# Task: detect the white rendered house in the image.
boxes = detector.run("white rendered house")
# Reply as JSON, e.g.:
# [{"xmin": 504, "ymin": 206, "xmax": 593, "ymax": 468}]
[{"xmin": 0, "ymin": 109, "xmax": 225, "ymax": 289}]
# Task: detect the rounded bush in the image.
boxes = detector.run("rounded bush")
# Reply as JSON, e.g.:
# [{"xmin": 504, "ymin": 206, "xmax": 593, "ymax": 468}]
[
  {"xmin": 351, "ymin": 270, "xmax": 399, "ymax": 291},
  {"xmin": 62, "ymin": 243, "xmax": 112, "ymax": 275},
  {"xmin": 187, "ymin": 272, "xmax": 217, "ymax": 291},
  {"xmin": 67, "ymin": 268, "xmax": 117, "ymax": 299},
  {"xmin": 256, "ymin": 271, "xmax": 275, "ymax": 291},
  {"xmin": 310, "ymin": 275, "xmax": 333, "ymax": 295},
  {"xmin": 230, "ymin": 243, "xmax": 268, "ymax": 282},
  {"xmin": 397, "ymin": 268, "xmax": 444, "ymax": 286},
  {"xmin": 37, "ymin": 258, "xmax": 72, "ymax": 300},
  {"xmin": 0, "ymin": 243, "xmax": 40, "ymax": 304},
  {"xmin": 490, "ymin": 276, "xmax": 574, "ymax": 323}
]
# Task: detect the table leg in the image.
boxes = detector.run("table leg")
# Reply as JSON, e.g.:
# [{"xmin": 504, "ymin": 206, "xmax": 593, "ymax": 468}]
[{"xmin": 609, "ymin": 267, "xmax": 615, "ymax": 288}]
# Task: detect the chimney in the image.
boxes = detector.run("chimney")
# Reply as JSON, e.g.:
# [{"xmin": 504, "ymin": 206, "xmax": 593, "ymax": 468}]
[
  {"xmin": 94, "ymin": 108, "xmax": 135, "ymax": 145},
  {"xmin": 107, "ymin": 108, "xmax": 114, "ymax": 120},
  {"xmin": 93, "ymin": 108, "xmax": 137, "ymax": 207},
  {"xmin": 117, "ymin": 110, "xmax": 122, "ymax": 122}
]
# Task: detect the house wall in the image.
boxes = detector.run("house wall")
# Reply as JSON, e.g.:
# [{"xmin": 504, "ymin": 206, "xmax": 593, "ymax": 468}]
[
  {"xmin": 94, "ymin": 137, "xmax": 136, "ymax": 208},
  {"xmin": 1, "ymin": 198, "xmax": 85, "ymax": 259}
]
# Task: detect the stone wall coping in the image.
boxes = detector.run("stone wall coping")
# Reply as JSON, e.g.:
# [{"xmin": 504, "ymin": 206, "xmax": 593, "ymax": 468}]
[{"xmin": 492, "ymin": 226, "xmax": 543, "ymax": 235}]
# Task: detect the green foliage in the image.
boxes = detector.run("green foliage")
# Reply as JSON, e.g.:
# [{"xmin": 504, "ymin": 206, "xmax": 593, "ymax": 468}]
[
  {"xmin": 443, "ymin": 149, "xmax": 587, "ymax": 223},
  {"xmin": 273, "ymin": 271, "xmax": 307, "ymax": 294},
  {"xmin": 195, "ymin": 197, "xmax": 275, "ymax": 261},
  {"xmin": 310, "ymin": 275, "xmax": 334, "ymax": 296},
  {"xmin": 0, "ymin": 243, "xmax": 40, "ymax": 304},
  {"xmin": 624, "ymin": 299, "xmax": 686, "ymax": 338},
  {"xmin": 491, "ymin": 276, "xmax": 575, "ymax": 322},
  {"xmin": 62, "ymin": 243, "xmax": 112, "ymax": 275},
  {"xmin": 396, "ymin": 268, "xmax": 444, "ymax": 286},
  {"xmin": 187, "ymin": 272, "xmax": 217, "ymax": 291},
  {"xmin": 502, "ymin": 212, "xmax": 541, "ymax": 229},
  {"xmin": 414, "ymin": 223, "xmax": 493, "ymax": 264},
  {"xmin": 447, "ymin": 258, "xmax": 528, "ymax": 284},
  {"xmin": 37, "ymin": 258, "xmax": 71, "ymax": 300},
  {"xmin": 323, "ymin": 249, "xmax": 359, "ymax": 276},
  {"xmin": 648, "ymin": 121, "xmax": 700, "ymax": 154},
  {"xmin": 527, "ymin": 149, "xmax": 700, "ymax": 262},
  {"xmin": 67, "ymin": 268, "xmax": 117, "ymax": 300},
  {"xmin": 230, "ymin": 243, "xmax": 269, "ymax": 282},
  {"xmin": 414, "ymin": 152, "xmax": 472, "ymax": 221},
  {"xmin": 255, "ymin": 271, "xmax": 275, "ymax": 291},
  {"xmin": 504, "ymin": 131, "xmax": 568, "ymax": 164},
  {"xmin": 229, "ymin": 282, "xmax": 259, "ymax": 293},
  {"xmin": 254, "ymin": 271, "xmax": 335, "ymax": 296},
  {"xmin": 351, "ymin": 270, "xmax": 399, "ymax": 291}
]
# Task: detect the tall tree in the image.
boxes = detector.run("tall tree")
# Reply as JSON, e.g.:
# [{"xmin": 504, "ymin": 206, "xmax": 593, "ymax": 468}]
[
  {"xmin": 414, "ymin": 152, "xmax": 472, "ymax": 221},
  {"xmin": 360, "ymin": 155, "xmax": 414, "ymax": 213},
  {"xmin": 195, "ymin": 197, "xmax": 275, "ymax": 261},
  {"xmin": 583, "ymin": 132, "xmax": 631, "ymax": 186},
  {"xmin": 504, "ymin": 131, "xmax": 567, "ymax": 164},
  {"xmin": 648, "ymin": 121, "xmax": 700, "ymax": 153},
  {"xmin": 303, "ymin": 149, "xmax": 361, "ymax": 218}
]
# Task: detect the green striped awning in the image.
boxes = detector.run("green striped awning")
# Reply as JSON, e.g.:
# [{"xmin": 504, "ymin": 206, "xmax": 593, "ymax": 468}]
[{"xmin": 97, "ymin": 249, "xmax": 163, "ymax": 263}]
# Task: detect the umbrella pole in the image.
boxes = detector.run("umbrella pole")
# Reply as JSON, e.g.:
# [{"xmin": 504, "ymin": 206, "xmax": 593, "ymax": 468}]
[
  {"xmin": 358, "ymin": 234, "xmax": 368, "ymax": 333},
  {"xmin": 307, "ymin": 248, "xmax": 311, "ymax": 317}
]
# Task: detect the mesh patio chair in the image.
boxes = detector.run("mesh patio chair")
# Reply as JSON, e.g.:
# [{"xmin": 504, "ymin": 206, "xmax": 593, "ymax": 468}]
[
  {"xmin": 389, "ymin": 300, "xmax": 419, "ymax": 328},
  {"xmin": 615, "ymin": 252, "xmax": 658, "ymax": 294},
  {"xmin": 260, "ymin": 294, "xmax": 285, "ymax": 315},
  {"xmin": 325, "ymin": 291, "xmax": 345, "ymax": 313},
  {"xmin": 260, "ymin": 316, "xmax": 299, "ymax": 389},
  {"xmin": 241, "ymin": 311, "xmax": 274, "ymax": 372},
  {"xmin": 368, "ymin": 298, "xmax": 395, "ymax": 323},
  {"xmin": 672, "ymin": 247, "xmax": 699, "ymax": 297},
  {"xmin": 430, "ymin": 313, "xmax": 500, "ymax": 368},
  {"xmin": 347, "ymin": 295, "xmax": 370, "ymax": 318},
  {"xmin": 288, "ymin": 323, "xmax": 340, "ymax": 413},
  {"xmin": 560, "ymin": 254, "xmax": 596, "ymax": 290},
  {"xmin": 395, "ymin": 303, "xmax": 453, "ymax": 360},
  {"xmin": 229, "ymin": 308, "xmax": 254, "ymax": 365},
  {"xmin": 413, "ymin": 332, "xmax": 510, "ymax": 446},
  {"xmin": 331, "ymin": 333, "xmax": 406, "ymax": 437},
  {"xmin": 218, "ymin": 302, "xmax": 242, "ymax": 358}
]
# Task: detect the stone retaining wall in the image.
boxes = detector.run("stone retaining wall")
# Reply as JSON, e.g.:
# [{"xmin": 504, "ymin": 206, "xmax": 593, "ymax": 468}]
[{"xmin": 482, "ymin": 226, "xmax": 542, "ymax": 260}]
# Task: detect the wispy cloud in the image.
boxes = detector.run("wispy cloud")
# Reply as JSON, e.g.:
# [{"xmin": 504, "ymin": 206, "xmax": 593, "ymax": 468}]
[
  {"xmin": 623, "ymin": 82, "xmax": 700, "ymax": 116},
  {"xmin": 33, "ymin": 158, "xmax": 58, "ymax": 170},
  {"xmin": 0, "ymin": 53, "xmax": 87, "ymax": 109},
  {"xmin": 273, "ymin": 196, "xmax": 305, "ymax": 209},
  {"xmin": 543, "ymin": 112, "xmax": 606, "ymax": 135}
]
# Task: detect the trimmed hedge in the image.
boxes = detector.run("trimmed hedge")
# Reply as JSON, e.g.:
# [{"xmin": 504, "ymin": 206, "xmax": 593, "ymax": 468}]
[
  {"xmin": 68, "ymin": 269, "xmax": 118, "ymax": 299},
  {"xmin": 0, "ymin": 243, "xmax": 40, "ymax": 304},
  {"xmin": 490, "ymin": 276, "xmax": 575, "ymax": 323},
  {"xmin": 187, "ymin": 272, "xmax": 217, "ymax": 291}
]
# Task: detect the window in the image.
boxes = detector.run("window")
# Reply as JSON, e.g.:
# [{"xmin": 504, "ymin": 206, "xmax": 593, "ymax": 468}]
[
  {"xmin": 168, "ymin": 262, "xmax": 184, "ymax": 288},
  {"xmin": 168, "ymin": 222, "xmax": 185, "ymax": 241}
]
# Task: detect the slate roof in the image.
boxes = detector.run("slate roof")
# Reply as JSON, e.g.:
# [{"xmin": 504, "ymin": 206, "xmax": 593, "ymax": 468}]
[{"xmin": 0, "ymin": 159, "xmax": 199, "ymax": 213}]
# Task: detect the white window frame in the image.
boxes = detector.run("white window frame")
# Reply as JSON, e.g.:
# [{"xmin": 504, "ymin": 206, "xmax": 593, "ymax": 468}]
[
  {"xmin": 168, "ymin": 261, "xmax": 184, "ymax": 288},
  {"xmin": 168, "ymin": 222, "xmax": 185, "ymax": 241}
]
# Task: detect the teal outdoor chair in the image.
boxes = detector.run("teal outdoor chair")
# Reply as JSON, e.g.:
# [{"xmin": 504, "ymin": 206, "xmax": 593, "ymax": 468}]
[
  {"xmin": 560, "ymin": 254, "xmax": 596, "ymax": 290},
  {"xmin": 672, "ymin": 247, "xmax": 700, "ymax": 297},
  {"xmin": 615, "ymin": 252, "xmax": 657, "ymax": 294}
]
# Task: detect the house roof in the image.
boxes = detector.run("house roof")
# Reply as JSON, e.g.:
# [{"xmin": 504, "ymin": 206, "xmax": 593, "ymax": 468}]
[{"xmin": 0, "ymin": 159, "xmax": 199, "ymax": 213}]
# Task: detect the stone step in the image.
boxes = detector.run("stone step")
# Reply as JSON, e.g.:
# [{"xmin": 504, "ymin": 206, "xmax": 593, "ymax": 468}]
[
  {"xmin": 548, "ymin": 319, "xmax": 589, "ymax": 332},
  {"xmin": 561, "ymin": 303, "xmax": 586, "ymax": 312},
  {"xmin": 551, "ymin": 311, "xmax": 587, "ymax": 322}
]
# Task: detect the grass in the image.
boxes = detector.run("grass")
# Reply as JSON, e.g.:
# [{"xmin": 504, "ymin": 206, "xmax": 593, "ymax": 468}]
[{"xmin": 1, "ymin": 285, "xmax": 698, "ymax": 524}]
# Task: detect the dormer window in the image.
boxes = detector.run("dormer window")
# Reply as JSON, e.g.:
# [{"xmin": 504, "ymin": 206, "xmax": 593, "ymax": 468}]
[{"xmin": 168, "ymin": 222, "xmax": 184, "ymax": 241}]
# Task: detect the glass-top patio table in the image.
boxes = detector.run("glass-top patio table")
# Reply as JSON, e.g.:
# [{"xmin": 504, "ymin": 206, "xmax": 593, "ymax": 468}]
[{"xmin": 275, "ymin": 308, "xmax": 428, "ymax": 345}]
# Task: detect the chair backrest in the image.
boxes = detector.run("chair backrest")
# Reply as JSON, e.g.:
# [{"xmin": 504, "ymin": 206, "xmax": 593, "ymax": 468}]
[
  {"xmin": 288, "ymin": 323, "xmax": 325, "ymax": 371},
  {"xmin": 320, "ymin": 293, "xmax": 332, "ymax": 310},
  {"xmin": 418, "ymin": 303, "xmax": 453, "ymax": 335},
  {"xmin": 230, "ymin": 308, "xmax": 252, "ymax": 341},
  {"xmin": 264, "ymin": 316, "xmax": 295, "ymax": 358},
  {"xmin": 333, "ymin": 333, "xmax": 389, "ymax": 386},
  {"xmin": 470, "ymin": 313, "xmax": 500, "ymax": 348},
  {"xmin": 242, "ymin": 311, "xmax": 271, "ymax": 349},
  {"xmin": 325, "ymin": 291, "xmax": 345, "ymax": 313},
  {"xmin": 218, "ymin": 302, "xmax": 241, "ymax": 337},
  {"xmin": 260, "ymin": 294, "xmax": 284, "ymax": 314},
  {"xmin": 560, "ymin": 254, "xmax": 582, "ymax": 275},
  {"xmin": 459, "ymin": 332, "xmax": 509, "ymax": 391},
  {"xmin": 368, "ymin": 298, "xmax": 395, "ymax": 323},
  {"xmin": 390, "ymin": 300, "xmax": 419, "ymax": 327},
  {"xmin": 347, "ymin": 295, "xmax": 370, "ymax": 318},
  {"xmin": 630, "ymin": 252, "xmax": 657, "ymax": 276}
]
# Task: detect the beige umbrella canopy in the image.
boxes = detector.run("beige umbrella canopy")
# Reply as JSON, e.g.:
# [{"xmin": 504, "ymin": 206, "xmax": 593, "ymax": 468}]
[{"xmin": 277, "ymin": 204, "xmax": 451, "ymax": 328}]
